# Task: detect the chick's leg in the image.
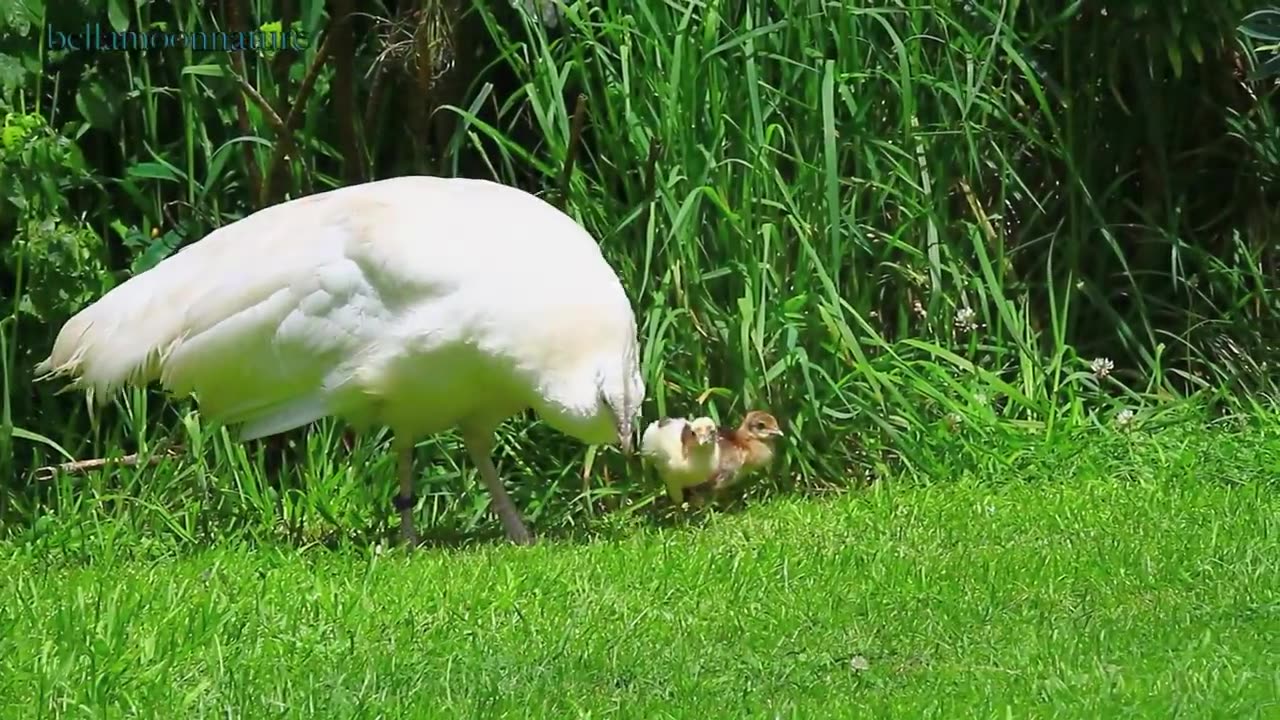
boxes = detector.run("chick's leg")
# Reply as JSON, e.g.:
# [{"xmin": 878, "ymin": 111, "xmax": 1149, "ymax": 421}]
[
  {"xmin": 665, "ymin": 480, "xmax": 684, "ymax": 505},
  {"xmin": 393, "ymin": 440, "xmax": 420, "ymax": 547},
  {"xmin": 463, "ymin": 430, "xmax": 534, "ymax": 546},
  {"xmin": 688, "ymin": 489, "xmax": 710, "ymax": 510}
]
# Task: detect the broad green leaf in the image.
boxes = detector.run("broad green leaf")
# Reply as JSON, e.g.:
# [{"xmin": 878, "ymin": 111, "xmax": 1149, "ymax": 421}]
[
  {"xmin": 3, "ymin": 0, "xmax": 41, "ymax": 36},
  {"xmin": 12, "ymin": 427, "xmax": 75, "ymax": 462},
  {"xmin": 0, "ymin": 53, "xmax": 26, "ymax": 93},
  {"xmin": 132, "ymin": 231, "xmax": 183, "ymax": 274},
  {"xmin": 107, "ymin": 0, "xmax": 130, "ymax": 33},
  {"xmin": 1166, "ymin": 41, "xmax": 1182, "ymax": 78},
  {"xmin": 1239, "ymin": 9, "xmax": 1280, "ymax": 43},
  {"xmin": 75, "ymin": 75, "xmax": 121, "ymax": 129},
  {"xmin": 1249, "ymin": 53, "xmax": 1280, "ymax": 81},
  {"xmin": 62, "ymin": 140, "xmax": 88, "ymax": 172},
  {"xmin": 1188, "ymin": 35, "xmax": 1204, "ymax": 64},
  {"xmin": 127, "ymin": 162, "xmax": 180, "ymax": 181},
  {"xmin": 182, "ymin": 64, "xmax": 228, "ymax": 77}
]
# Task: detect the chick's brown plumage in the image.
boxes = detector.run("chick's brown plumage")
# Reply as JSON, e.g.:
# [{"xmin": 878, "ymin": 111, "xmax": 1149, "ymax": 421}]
[{"xmin": 686, "ymin": 410, "xmax": 784, "ymax": 507}]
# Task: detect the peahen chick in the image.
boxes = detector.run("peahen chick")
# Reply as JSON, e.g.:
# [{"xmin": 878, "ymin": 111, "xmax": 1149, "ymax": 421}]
[
  {"xmin": 687, "ymin": 410, "xmax": 784, "ymax": 507},
  {"xmin": 639, "ymin": 415, "xmax": 721, "ymax": 505}
]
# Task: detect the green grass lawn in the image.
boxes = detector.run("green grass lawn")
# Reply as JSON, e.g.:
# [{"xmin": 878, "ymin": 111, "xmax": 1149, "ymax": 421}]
[{"xmin": 2, "ymin": 421, "xmax": 1278, "ymax": 718}]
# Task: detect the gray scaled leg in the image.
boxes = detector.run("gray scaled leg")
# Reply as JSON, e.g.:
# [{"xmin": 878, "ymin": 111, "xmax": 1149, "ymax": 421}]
[
  {"xmin": 462, "ymin": 430, "xmax": 534, "ymax": 546},
  {"xmin": 393, "ymin": 440, "xmax": 420, "ymax": 547}
]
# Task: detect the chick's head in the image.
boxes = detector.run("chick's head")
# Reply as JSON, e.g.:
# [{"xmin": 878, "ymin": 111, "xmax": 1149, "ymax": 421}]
[
  {"xmin": 742, "ymin": 411, "xmax": 784, "ymax": 440},
  {"xmin": 689, "ymin": 416, "xmax": 718, "ymax": 445}
]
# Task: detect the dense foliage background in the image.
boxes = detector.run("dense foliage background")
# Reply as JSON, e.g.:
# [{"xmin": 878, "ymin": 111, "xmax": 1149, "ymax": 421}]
[{"xmin": 1, "ymin": 0, "xmax": 1277, "ymax": 544}]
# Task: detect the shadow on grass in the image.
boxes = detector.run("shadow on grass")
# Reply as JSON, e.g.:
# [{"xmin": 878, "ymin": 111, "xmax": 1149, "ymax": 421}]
[
  {"xmin": 1, "ymin": 442, "xmax": 888, "ymax": 563},
  {"xmin": 398, "ymin": 477, "xmax": 863, "ymax": 552}
]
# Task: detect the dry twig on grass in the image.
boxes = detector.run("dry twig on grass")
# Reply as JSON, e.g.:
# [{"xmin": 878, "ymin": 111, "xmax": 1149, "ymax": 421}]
[{"xmin": 32, "ymin": 446, "xmax": 183, "ymax": 483}]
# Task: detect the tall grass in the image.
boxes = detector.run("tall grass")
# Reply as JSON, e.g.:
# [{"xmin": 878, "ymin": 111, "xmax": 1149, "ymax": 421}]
[
  {"xmin": 452, "ymin": 1, "xmax": 1278, "ymax": 466},
  {"xmin": 0, "ymin": 1, "xmax": 1276, "ymax": 543}
]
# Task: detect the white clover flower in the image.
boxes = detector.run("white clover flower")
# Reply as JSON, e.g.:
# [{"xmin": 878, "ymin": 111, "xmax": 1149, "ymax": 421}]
[
  {"xmin": 954, "ymin": 307, "xmax": 979, "ymax": 332},
  {"xmin": 1090, "ymin": 357, "xmax": 1114, "ymax": 379},
  {"xmin": 1115, "ymin": 408, "xmax": 1135, "ymax": 428}
]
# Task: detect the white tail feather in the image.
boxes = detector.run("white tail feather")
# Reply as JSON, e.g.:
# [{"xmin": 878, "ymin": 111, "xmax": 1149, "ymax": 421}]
[{"xmin": 34, "ymin": 259, "xmax": 204, "ymax": 403}]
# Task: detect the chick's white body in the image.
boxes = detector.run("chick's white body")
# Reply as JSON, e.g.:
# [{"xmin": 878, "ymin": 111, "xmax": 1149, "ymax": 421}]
[
  {"xmin": 36, "ymin": 175, "xmax": 645, "ymax": 544},
  {"xmin": 640, "ymin": 416, "xmax": 720, "ymax": 503}
]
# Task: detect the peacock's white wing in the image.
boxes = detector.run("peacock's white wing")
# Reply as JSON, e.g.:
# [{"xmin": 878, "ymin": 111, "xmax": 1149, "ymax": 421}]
[
  {"xmin": 37, "ymin": 185, "xmax": 416, "ymax": 439},
  {"xmin": 38, "ymin": 176, "xmax": 641, "ymax": 442}
]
